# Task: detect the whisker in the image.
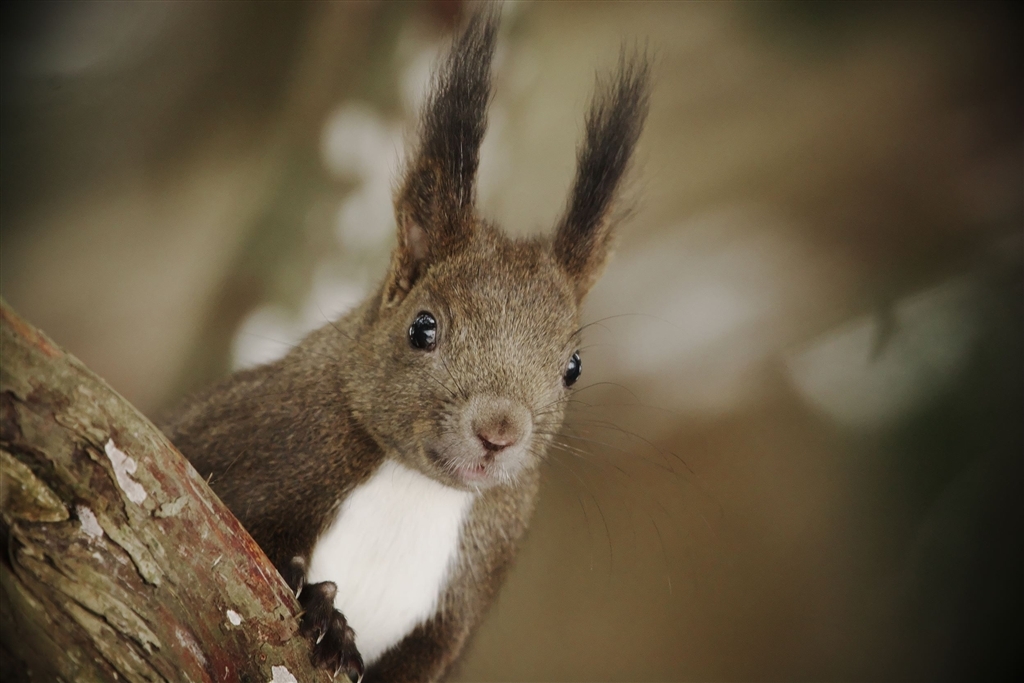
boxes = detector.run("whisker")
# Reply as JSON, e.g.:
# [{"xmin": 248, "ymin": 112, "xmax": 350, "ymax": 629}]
[
  {"xmin": 571, "ymin": 312, "xmax": 676, "ymax": 340},
  {"xmin": 575, "ymin": 416, "xmax": 723, "ymax": 521},
  {"xmin": 440, "ymin": 355, "xmax": 468, "ymax": 399},
  {"xmin": 238, "ymin": 333, "xmax": 344, "ymax": 366},
  {"xmin": 539, "ymin": 430, "xmax": 677, "ymax": 476},
  {"xmin": 315, "ymin": 303, "xmax": 356, "ymax": 343},
  {"xmin": 541, "ymin": 453, "xmax": 614, "ymax": 577},
  {"xmin": 649, "ymin": 508, "xmax": 673, "ymax": 596},
  {"xmin": 546, "ymin": 437, "xmax": 680, "ymax": 597},
  {"xmin": 534, "ymin": 394, "xmax": 594, "ymax": 416},
  {"xmin": 560, "ymin": 414, "xmax": 697, "ymax": 478},
  {"xmin": 570, "ymin": 381, "xmax": 645, "ymax": 405},
  {"xmin": 423, "ymin": 370, "xmax": 458, "ymax": 399}
]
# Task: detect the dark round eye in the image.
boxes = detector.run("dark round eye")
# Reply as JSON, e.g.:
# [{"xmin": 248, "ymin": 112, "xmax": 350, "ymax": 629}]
[
  {"xmin": 563, "ymin": 351, "xmax": 582, "ymax": 387},
  {"xmin": 409, "ymin": 311, "xmax": 437, "ymax": 351}
]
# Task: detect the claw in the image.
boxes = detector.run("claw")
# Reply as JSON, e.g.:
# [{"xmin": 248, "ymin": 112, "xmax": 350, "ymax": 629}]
[
  {"xmin": 287, "ymin": 555, "xmax": 308, "ymax": 599},
  {"xmin": 297, "ymin": 579, "xmax": 363, "ymax": 678},
  {"xmin": 332, "ymin": 664, "xmax": 363, "ymax": 683}
]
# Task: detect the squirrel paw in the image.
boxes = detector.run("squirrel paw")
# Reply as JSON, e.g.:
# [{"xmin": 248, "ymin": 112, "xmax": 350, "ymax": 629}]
[{"xmin": 288, "ymin": 557, "xmax": 364, "ymax": 682}]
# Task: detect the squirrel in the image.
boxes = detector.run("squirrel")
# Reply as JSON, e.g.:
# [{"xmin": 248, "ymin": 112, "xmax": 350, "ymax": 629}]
[{"xmin": 161, "ymin": 8, "xmax": 649, "ymax": 682}]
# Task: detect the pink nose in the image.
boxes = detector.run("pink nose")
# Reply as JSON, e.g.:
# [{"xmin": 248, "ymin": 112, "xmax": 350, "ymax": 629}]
[
  {"xmin": 477, "ymin": 429, "xmax": 517, "ymax": 452},
  {"xmin": 471, "ymin": 396, "xmax": 530, "ymax": 457}
]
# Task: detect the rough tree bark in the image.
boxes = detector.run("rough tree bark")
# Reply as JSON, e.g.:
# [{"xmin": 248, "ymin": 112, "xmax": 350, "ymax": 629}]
[{"xmin": 0, "ymin": 299, "xmax": 331, "ymax": 683}]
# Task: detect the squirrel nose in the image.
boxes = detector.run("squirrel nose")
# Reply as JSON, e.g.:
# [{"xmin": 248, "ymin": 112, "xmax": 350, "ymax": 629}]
[
  {"xmin": 470, "ymin": 396, "xmax": 531, "ymax": 457},
  {"xmin": 477, "ymin": 429, "xmax": 517, "ymax": 452}
]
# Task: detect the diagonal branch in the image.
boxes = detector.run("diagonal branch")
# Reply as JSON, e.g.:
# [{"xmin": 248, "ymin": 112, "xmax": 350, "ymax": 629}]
[{"xmin": 0, "ymin": 299, "xmax": 330, "ymax": 683}]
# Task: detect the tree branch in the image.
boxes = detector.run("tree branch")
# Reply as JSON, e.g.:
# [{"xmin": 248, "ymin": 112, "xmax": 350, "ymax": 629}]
[{"xmin": 0, "ymin": 299, "xmax": 328, "ymax": 683}]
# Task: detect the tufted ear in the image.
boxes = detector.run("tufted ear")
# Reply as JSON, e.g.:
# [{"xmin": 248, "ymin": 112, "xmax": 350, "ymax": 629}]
[
  {"xmin": 384, "ymin": 8, "xmax": 499, "ymax": 307},
  {"xmin": 553, "ymin": 49, "xmax": 650, "ymax": 302}
]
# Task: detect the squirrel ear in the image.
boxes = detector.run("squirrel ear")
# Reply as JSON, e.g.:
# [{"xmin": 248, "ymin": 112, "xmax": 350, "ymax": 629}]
[
  {"xmin": 382, "ymin": 215, "xmax": 430, "ymax": 307},
  {"xmin": 385, "ymin": 8, "xmax": 499, "ymax": 307},
  {"xmin": 553, "ymin": 49, "xmax": 651, "ymax": 302}
]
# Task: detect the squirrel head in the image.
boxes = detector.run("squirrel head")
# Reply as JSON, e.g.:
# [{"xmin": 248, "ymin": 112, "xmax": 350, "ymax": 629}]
[{"xmin": 344, "ymin": 9, "xmax": 650, "ymax": 491}]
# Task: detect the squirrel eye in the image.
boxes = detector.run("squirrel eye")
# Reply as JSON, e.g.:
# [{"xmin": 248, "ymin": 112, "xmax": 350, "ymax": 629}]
[
  {"xmin": 409, "ymin": 311, "xmax": 437, "ymax": 351},
  {"xmin": 563, "ymin": 351, "xmax": 582, "ymax": 387}
]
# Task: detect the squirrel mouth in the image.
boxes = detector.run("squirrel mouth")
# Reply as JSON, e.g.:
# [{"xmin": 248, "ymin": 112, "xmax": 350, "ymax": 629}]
[
  {"xmin": 426, "ymin": 448, "xmax": 491, "ymax": 485},
  {"xmin": 457, "ymin": 463, "xmax": 488, "ymax": 482}
]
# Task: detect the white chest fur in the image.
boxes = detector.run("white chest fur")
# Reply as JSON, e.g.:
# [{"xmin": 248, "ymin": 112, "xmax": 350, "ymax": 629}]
[{"xmin": 307, "ymin": 459, "xmax": 475, "ymax": 664}]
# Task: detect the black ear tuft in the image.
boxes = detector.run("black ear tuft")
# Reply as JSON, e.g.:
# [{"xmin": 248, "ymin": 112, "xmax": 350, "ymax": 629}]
[
  {"xmin": 387, "ymin": 6, "xmax": 500, "ymax": 306},
  {"xmin": 554, "ymin": 47, "xmax": 651, "ymax": 301},
  {"xmin": 415, "ymin": 6, "xmax": 498, "ymax": 222}
]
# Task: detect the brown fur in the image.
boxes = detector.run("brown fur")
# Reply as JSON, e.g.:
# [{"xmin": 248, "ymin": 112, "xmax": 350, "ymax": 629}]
[{"xmin": 161, "ymin": 7, "xmax": 649, "ymax": 681}]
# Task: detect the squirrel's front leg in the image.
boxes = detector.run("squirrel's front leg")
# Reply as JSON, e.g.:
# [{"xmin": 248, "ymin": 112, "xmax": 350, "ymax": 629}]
[{"xmin": 285, "ymin": 557, "xmax": 364, "ymax": 681}]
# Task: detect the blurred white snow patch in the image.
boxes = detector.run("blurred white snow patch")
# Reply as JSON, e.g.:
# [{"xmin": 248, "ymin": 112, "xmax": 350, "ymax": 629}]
[
  {"xmin": 302, "ymin": 268, "xmax": 366, "ymax": 324},
  {"xmin": 232, "ymin": 268, "xmax": 366, "ymax": 370},
  {"xmin": 476, "ymin": 106, "xmax": 513, "ymax": 220},
  {"xmin": 232, "ymin": 306, "xmax": 302, "ymax": 371},
  {"xmin": 786, "ymin": 277, "xmax": 979, "ymax": 429},
  {"xmin": 322, "ymin": 103, "xmax": 401, "ymax": 181},
  {"xmin": 400, "ymin": 45, "xmax": 439, "ymax": 118},
  {"xmin": 321, "ymin": 104, "xmax": 402, "ymax": 251},
  {"xmin": 587, "ymin": 207, "xmax": 846, "ymax": 415},
  {"xmin": 395, "ymin": 0, "xmax": 522, "ymax": 113},
  {"xmin": 336, "ymin": 182, "xmax": 395, "ymax": 251}
]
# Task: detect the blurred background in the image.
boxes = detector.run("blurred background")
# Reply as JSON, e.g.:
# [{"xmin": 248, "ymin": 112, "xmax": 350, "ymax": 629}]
[{"xmin": 2, "ymin": 1, "xmax": 1021, "ymax": 680}]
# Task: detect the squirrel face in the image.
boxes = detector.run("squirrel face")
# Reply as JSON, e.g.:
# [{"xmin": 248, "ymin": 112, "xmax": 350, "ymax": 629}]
[
  {"xmin": 350, "ymin": 224, "xmax": 581, "ymax": 490},
  {"xmin": 340, "ymin": 10, "xmax": 648, "ymax": 493}
]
